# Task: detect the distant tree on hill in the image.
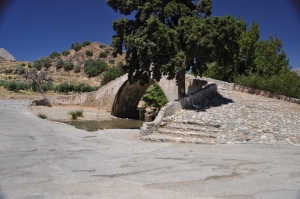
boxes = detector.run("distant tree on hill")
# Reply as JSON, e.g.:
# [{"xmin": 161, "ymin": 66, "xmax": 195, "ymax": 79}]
[
  {"xmin": 73, "ymin": 44, "xmax": 82, "ymax": 52},
  {"xmin": 99, "ymin": 52, "xmax": 107, "ymax": 58},
  {"xmin": 84, "ymin": 59, "xmax": 108, "ymax": 77},
  {"xmin": 86, "ymin": 50, "xmax": 93, "ymax": 56},
  {"xmin": 50, "ymin": 52, "xmax": 61, "ymax": 59},
  {"xmin": 56, "ymin": 58, "xmax": 64, "ymax": 69},
  {"xmin": 63, "ymin": 61, "xmax": 74, "ymax": 71},
  {"xmin": 62, "ymin": 50, "xmax": 70, "ymax": 56},
  {"xmin": 33, "ymin": 57, "xmax": 52, "ymax": 70},
  {"xmin": 83, "ymin": 41, "xmax": 91, "ymax": 47}
]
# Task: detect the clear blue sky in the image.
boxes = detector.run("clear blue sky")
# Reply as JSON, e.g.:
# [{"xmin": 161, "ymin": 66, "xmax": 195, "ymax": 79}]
[{"xmin": 0, "ymin": 0, "xmax": 299, "ymax": 70}]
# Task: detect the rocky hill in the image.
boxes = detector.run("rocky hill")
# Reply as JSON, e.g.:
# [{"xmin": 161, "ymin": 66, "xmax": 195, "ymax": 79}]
[
  {"xmin": 0, "ymin": 42, "xmax": 125, "ymax": 86},
  {"xmin": 0, "ymin": 48, "xmax": 16, "ymax": 61}
]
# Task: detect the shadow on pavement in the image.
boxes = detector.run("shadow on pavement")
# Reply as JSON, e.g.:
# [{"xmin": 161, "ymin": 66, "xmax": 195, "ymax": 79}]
[{"xmin": 189, "ymin": 92, "xmax": 234, "ymax": 112}]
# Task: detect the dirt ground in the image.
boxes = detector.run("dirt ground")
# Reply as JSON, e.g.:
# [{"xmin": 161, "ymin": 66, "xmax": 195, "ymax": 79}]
[{"xmin": 0, "ymin": 87, "xmax": 113, "ymax": 121}]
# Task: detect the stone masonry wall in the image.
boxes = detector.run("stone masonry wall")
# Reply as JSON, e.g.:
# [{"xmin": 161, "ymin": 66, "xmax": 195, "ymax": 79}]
[{"xmin": 140, "ymin": 84, "xmax": 218, "ymax": 136}]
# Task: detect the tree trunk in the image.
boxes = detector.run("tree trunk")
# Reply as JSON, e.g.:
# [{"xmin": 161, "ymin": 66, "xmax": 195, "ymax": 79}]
[
  {"xmin": 35, "ymin": 82, "xmax": 52, "ymax": 107},
  {"xmin": 177, "ymin": 69, "xmax": 186, "ymax": 100}
]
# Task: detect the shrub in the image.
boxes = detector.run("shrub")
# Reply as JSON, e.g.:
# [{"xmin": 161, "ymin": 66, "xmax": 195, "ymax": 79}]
[
  {"xmin": 101, "ymin": 62, "xmax": 125, "ymax": 86},
  {"xmin": 99, "ymin": 52, "xmax": 107, "ymax": 58},
  {"xmin": 108, "ymin": 59, "xmax": 115, "ymax": 64},
  {"xmin": 37, "ymin": 113, "xmax": 47, "ymax": 119},
  {"xmin": 99, "ymin": 44, "xmax": 106, "ymax": 48},
  {"xmin": 5, "ymin": 69, "xmax": 13, "ymax": 74},
  {"xmin": 63, "ymin": 61, "xmax": 74, "ymax": 71},
  {"xmin": 83, "ymin": 41, "xmax": 91, "ymax": 47},
  {"xmin": 33, "ymin": 57, "xmax": 52, "ymax": 70},
  {"xmin": 84, "ymin": 59, "xmax": 108, "ymax": 77},
  {"xmin": 50, "ymin": 52, "xmax": 61, "ymax": 59},
  {"xmin": 56, "ymin": 59, "xmax": 64, "ymax": 69},
  {"xmin": 74, "ymin": 65, "xmax": 81, "ymax": 73},
  {"xmin": 86, "ymin": 50, "xmax": 93, "ymax": 56},
  {"xmin": 143, "ymin": 83, "xmax": 168, "ymax": 108},
  {"xmin": 54, "ymin": 82, "xmax": 98, "ymax": 93},
  {"xmin": 105, "ymin": 49, "xmax": 110, "ymax": 54},
  {"xmin": 62, "ymin": 50, "xmax": 70, "ymax": 56},
  {"xmin": 68, "ymin": 110, "xmax": 83, "ymax": 120},
  {"xmin": 21, "ymin": 63, "xmax": 26, "ymax": 66},
  {"xmin": 14, "ymin": 65, "xmax": 25, "ymax": 75},
  {"xmin": 73, "ymin": 44, "xmax": 82, "ymax": 52}
]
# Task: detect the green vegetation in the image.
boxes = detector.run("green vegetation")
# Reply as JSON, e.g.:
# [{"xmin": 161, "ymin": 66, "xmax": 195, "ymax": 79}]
[
  {"xmin": 86, "ymin": 50, "xmax": 93, "ymax": 56},
  {"xmin": 101, "ymin": 62, "xmax": 125, "ymax": 86},
  {"xmin": 68, "ymin": 110, "xmax": 83, "ymax": 120},
  {"xmin": 50, "ymin": 52, "xmax": 61, "ymax": 59},
  {"xmin": 143, "ymin": 83, "xmax": 168, "ymax": 109},
  {"xmin": 83, "ymin": 41, "xmax": 91, "ymax": 47},
  {"xmin": 99, "ymin": 44, "xmax": 106, "ymax": 48},
  {"xmin": 0, "ymin": 80, "xmax": 98, "ymax": 94},
  {"xmin": 84, "ymin": 59, "xmax": 108, "ymax": 77},
  {"xmin": 105, "ymin": 49, "xmax": 110, "ymax": 54},
  {"xmin": 73, "ymin": 65, "xmax": 81, "ymax": 73},
  {"xmin": 63, "ymin": 61, "xmax": 74, "ymax": 71},
  {"xmin": 33, "ymin": 57, "xmax": 52, "ymax": 70},
  {"xmin": 56, "ymin": 59, "xmax": 64, "ymax": 69},
  {"xmin": 62, "ymin": 50, "xmax": 70, "ymax": 56},
  {"xmin": 14, "ymin": 66, "xmax": 25, "ymax": 75},
  {"xmin": 108, "ymin": 59, "xmax": 115, "ymax": 64},
  {"xmin": 99, "ymin": 52, "xmax": 107, "ymax": 58},
  {"xmin": 37, "ymin": 113, "xmax": 48, "ymax": 119},
  {"xmin": 73, "ymin": 44, "xmax": 82, "ymax": 52}
]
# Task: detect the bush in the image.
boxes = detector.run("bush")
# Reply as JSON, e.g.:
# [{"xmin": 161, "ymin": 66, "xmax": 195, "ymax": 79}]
[
  {"xmin": 84, "ymin": 59, "xmax": 108, "ymax": 77},
  {"xmin": 56, "ymin": 59, "xmax": 64, "ymax": 69},
  {"xmin": 21, "ymin": 63, "xmax": 26, "ymax": 66},
  {"xmin": 33, "ymin": 57, "xmax": 52, "ymax": 70},
  {"xmin": 143, "ymin": 83, "xmax": 168, "ymax": 108},
  {"xmin": 5, "ymin": 69, "xmax": 13, "ymax": 74},
  {"xmin": 54, "ymin": 82, "xmax": 98, "ymax": 94},
  {"xmin": 74, "ymin": 65, "xmax": 81, "ymax": 73},
  {"xmin": 83, "ymin": 41, "xmax": 91, "ymax": 47},
  {"xmin": 86, "ymin": 50, "xmax": 93, "ymax": 56},
  {"xmin": 14, "ymin": 65, "xmax": 25, "ymax": 75},
  {"xmin": 37, "ymin": 113, "xmax": 47, "ymax": 119},
  {"xmin": 99, "ymin": 52, "xmax": 107, "ymax": 58},
  {"xmin": 109, "ymin": 59, "xmax": 115, "ymax": 64},
  {"xmin": 101, "ymin": 62, "xmax": 125, "ymax": 86},
  {"xmin": 63, "ymin": 61, "xmax": 74, "ymax": 71},
  {"xmin": 62, "ymin": 50, "xmax": 70, "ymax": 56},
  {"xmin": 68, "ymin": 110, "xmax": 83, "ymax": 120},
  {"xmin": 50, "ymin": 52, "xmax": 61, "ymax": 59},
  {"xmin": 73, "ymin": 44, "xmax": 82, "ymax": 52},
  {"xmin": 234, "ymin": 72, "xmax": 300, "ymax": 99},
  {"xmin": 105, "ymin": 49, "xmax": 110, "ymax": 54},
  {"xmin": 99, "ymin": 44, "xmax": 106, "ymax": 48}
]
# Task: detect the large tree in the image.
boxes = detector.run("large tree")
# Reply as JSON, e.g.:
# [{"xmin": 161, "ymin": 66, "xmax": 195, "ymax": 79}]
[{"xmin": 107, "ymin": 0, "xmax": 214, "ymax": 99}]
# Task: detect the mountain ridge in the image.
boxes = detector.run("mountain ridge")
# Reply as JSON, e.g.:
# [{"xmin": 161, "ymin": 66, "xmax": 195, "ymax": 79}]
[{"xmin": 0, "ymin": 48, "xmax": 16, "ymax": 61}]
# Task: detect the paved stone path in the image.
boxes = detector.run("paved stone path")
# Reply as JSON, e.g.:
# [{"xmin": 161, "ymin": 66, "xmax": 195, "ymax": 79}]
[
  {"xmin": 142, "ymin": 89, "xmax": 300, "ymax": 145},
  {"xmin": 1, "ymin": 100, "xmax": 300, "ymax": 198}
]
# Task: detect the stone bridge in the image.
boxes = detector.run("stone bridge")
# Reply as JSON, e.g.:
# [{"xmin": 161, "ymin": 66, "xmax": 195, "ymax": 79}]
[{"xmin": 52, "ymin": 74, "xmax": 206, "ymax": 118}]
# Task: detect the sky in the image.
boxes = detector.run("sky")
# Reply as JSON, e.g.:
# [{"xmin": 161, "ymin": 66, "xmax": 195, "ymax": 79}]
[{"xmin": 0, "ymin": 0, "xmax": 299, "ymax": 70}]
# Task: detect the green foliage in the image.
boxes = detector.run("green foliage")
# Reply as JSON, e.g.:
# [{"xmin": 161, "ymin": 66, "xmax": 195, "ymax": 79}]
[
  {"xmin": 234, "ymin": 72, "xmax": 300, "ymax": 99},
  {"xmin": 101, "ymin": 62, "xmax": 125, "ymax": 86},
  {"xmin": 143, "ymin": 83, "xmax": 168, "ymax": 108},
  {"xmin": 37, "ymin": 113, "xmax": 48, "ymax": 119},
  {"xmin": 14, "ymin": 65, "xmax": 25, "ymax": 75},
  {"xmin": 62, "ymin": 50, "xmax": 70, "ymax": 56},
  {"xmin": 68, "ymin": 110, "xmax": 83, "ymax": 120},
  {"xmin": 84, "ymin": 59, "xmax": 108, "ymax": 77},
  {"xmin": 109, "ymin": 59, "xmax": 115, "ymax": 64},
  {"xmin": 5, "ymin": 69, "xmax": 13, "ymax": 74},
  {"xmin": 54, "ymin": 82, "xmax": 98, "ymax": 94},
  {"xmin": 73, "ymin": 65, "xmax": 81, "ymax": 73},
  {"xmin": 21, "ymin": 63, "xmax": 26, "ymax": 66},
  {"xmin": 83, "ymin": 41, "xmax": 91, "ymax": 47},
  {"xmin": 99, "ymin": 44, "xmax": 106, "ymax": 48},
  {"xmin": 105, "ymin": 49, "xmax": 110, "ymax": 54},
  {"xmin": 99, "ymin": 52, "xmax": 107, "ymax": 58},
  {"xmin": 50, "ymin": 52, "xmax": 61, "ymax": 59},
  {"xmin": 0, "ymin": 80, "xmax": 54, "ymax": 92},
  {"xmin": 85, "ymin": 50, "xmax": 93, "ymax": 56},
  {"xmin": 73, "ymin": 44, "xmax": 82, "ymax": 52},
  {"xmin": 63, "ymin": 61, "xmax": 74, "ymax": 71},
  {"xmin": 56, "ymin": 59, "xmax": 64, "ymax": 69},
  {"xmin": 33, "ymin": 57, "xmax": 52, "ymax": 70}
]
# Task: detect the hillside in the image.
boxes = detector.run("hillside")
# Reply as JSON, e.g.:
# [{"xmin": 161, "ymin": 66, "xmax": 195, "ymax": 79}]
[{"xmin": 0, "ymin": 42, "xmax": 125, "ymax": 87}]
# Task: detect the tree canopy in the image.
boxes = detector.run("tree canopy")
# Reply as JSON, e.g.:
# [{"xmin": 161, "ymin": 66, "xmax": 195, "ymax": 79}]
[{"xmin": 107, "ymin": 0, "xmax": 217, "ymax": 99}]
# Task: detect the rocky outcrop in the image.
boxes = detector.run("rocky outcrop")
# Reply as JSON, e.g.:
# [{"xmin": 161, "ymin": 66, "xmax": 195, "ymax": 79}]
[{"xmin": 0, "ymin": 48, "xmax": 16, "ymax": 61}]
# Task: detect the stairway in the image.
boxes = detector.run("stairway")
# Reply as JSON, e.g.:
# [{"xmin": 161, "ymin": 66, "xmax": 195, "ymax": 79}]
[{"xmin": 140, "ymin": 115, "xmax": 225, "ymax": 145}]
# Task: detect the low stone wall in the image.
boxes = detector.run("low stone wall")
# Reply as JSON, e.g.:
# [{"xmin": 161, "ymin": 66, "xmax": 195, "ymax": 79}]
[
  {"xmin": 140, "ymin": 84, "xmax": 218, "ymax": 136},
  {"xmin": 200, "ymin": 77, "xmax": 300, "ymax": 105}
]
